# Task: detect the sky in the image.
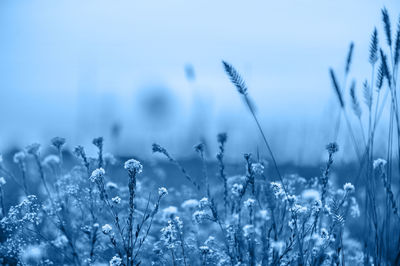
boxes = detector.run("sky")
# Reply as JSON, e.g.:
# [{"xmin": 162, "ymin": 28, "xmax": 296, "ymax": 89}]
[{"xmin": 0, "ymin": 0, "xmax": 399, "ymax": 164}]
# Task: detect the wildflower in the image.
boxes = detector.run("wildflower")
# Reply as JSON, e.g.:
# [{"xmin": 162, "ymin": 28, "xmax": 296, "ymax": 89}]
[
  {"xmin": 160, "ymin": 220, "xmax": 178, "ymax": 249},
  {"xmin": 270, "ymin": 182, "xmax": 283, "ymax": 197},
  {"xmin": 174, "ymin": 216, "xmax": 183, "ymax": 229},
  {"xmin": 0, "ymin": 177, "xmax": 6, "ymax": 186},
  {"xmin": 251, "ymin": 163, "xmax": 264, "ymax": 175},
  {"xmin": 205, "ymin": 236, "xmax": 216, "ymax": 246},
  {"xmin": 109, "ymin": 255, "xmax": 122, "ymax": 266},
  {"xmin": 242, "ymin": 224, "xmax": 254, "ymax": 237},
  {"xmin": 102, "ymin": 224, "xmax": 112, "ymax": 234},
  {"xmin": 199, "ymin": 197, "xmax": 209, "ymax": 208},
  {"xmin": 343, "ymin": 182, "xmax": 355, "ymax": 193},
  {"xmin": 158, "ymin": 187, "xmax": 168, "ymax": 197},
  {"xmin": 124, "ymin": 159, "xmax": 143, "ymax": 174},
  {"xmin": 13, "ymin": 151, "xmax": 26, "ymax": 164},
  {"xmin": 373, "ymin": 158, "xmax": 387, "ymax": 169},
  {"xmin": 51, "ymin": 137, "xmax": 66, "ymax": 150},
  {"xmin": 26, "ymin": 143, "xmax": 41, "ymax": 155},
  {"xmin": 258, "ymin": 209, "xmax": 269, "ymax": 220},
  {"xmin": 152, "ymin": 143, "xmax": 167, "ymax": 154},
  {"xmin": 217, "ymin": 133, "xmax": 227, "ymax": 144},
  {"xmin": 42, "ymin": 155, "xmax": 60, "ymax": 166},
  {"xmin": 193, "ymin": 210, "xmax": 207, "ymax": 223},
  {"xmin": 112, "ymin": 196, "xmax": 121, "ymax": 204},
  {"xmin": 194, "ymin": 143, "xmax": 205, "ymax": 154},
  {"xmin": 326, "ymin": 142, "xmax": 339, "ymax": 154},
  {"xmin": 291, "ymin": 204, "xmax": 307, "ymax": 214},
  {"xmin": 90, "ymin": 168, "xmax": 105, "ymax": 183},
  {"xmin": 243, "ymin": 198, "xmax": 256, "ymax": 208},
  {"xmin": 199, "ymin": 245, "xmax": 211, "ymax": 254},
  {"xmin": 312, "ymin": 199, "xmax": 323, "ymax": 212},
  {"xmin": 92, "ymin": 137, "xmax": 103, "ymax": 149},
  {"xmin": 285, "ymin": 194, "xmax": 297, "ymax": 204},
  {"xmin": 73, "ymin": 146, "xmax": 85, "ymax": 158},
  {"xmin": 52, "ymin": 235, "xmax": 68, "ymax": 248},
  {"xmin": 231, "ymin": 183, "xmax": 243, "ymax": 196},
  {"xmin": 271, "ymin": 241, "xmax": 285, "ymax": 254},
  {"xmin": 321, "ymin": 228, "xmax": 329, "ymax": 239},
  {"xmin": 181, "ymin": 199, "xmax": 199, "ymax": 210}
]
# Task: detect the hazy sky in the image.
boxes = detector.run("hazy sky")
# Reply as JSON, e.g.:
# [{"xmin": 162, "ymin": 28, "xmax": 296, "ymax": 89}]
[{"xmin": 0, "ymin": 0, "xmax": 399, "ymax": 163}]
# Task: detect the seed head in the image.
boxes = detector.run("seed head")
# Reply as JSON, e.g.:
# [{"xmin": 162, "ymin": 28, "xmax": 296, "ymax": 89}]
[
  {"xmin": 124, "ymin": 159, "xmax": 143, "ymax": 174},
  {"xmin": 90, "ymin": 168, "xmax": 105, "ymax": 183},
  {"xmin": 51, "ymin": 137, "xmax": 66, "ymax": 150},
  {"xmin": 326, "ymin": 142, "xmax": 339, "ymax": 154}
]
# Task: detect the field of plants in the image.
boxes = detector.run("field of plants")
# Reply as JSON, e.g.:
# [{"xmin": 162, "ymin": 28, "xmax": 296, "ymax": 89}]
[{"xmin": 0, "ymin": 7, "xmax": 400, "ymax": 266}]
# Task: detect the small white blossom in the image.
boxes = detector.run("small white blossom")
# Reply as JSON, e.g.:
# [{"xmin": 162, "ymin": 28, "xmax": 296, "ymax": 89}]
[
  {"xmin": 109, "ymin": 255, "xmax": 122, "ymax": 266},
  {"xmin": 158, "ymin": 187, "xmax": 168, "ymax": 197},
  {"xmin": 102, "ymin": 224, "xmax": 112, "ymax": 234},
  {"xmin": 13, "ymin": 151, "xmax": 26, "ymax": 164},
  {"xmin": 0, "ymin": 177, "xmax": 6, "ymax": 186},
  {"xmin": 243, "ymin": 198, "xmax": 256, "ymax": 208},
  {"xmin": 199, "ymin": 197, "xmax": 209, "ymax": 208},
  {"xmin": 258, "ymin": 209, "xmax": 269, "ymax": 220},
  {"xmin": 343, "ymin": 182, "xmax": 355, "ymax": 193},
  {"xmin": 112, "ymin": 196, "xmax": 121, "ymax": 204},
  {"xmin": 124, "ymin": 159, "xmax": 143, "ymax": 173},
  {"xmin": 90, "ymin": 168, "xmax": 105, "ymax": 183},
  {"xmin": 321, "ymin": 228, "xmax": 329, "ymax": 239},
  {"xmin": 373, "ymin": 158, "xmax": 387, "ymax": 169},
  {"xmin": 193, "ymin": 210, "xmax": 207, "ymax": 223},
  {"xmin": 270, "ymin": 182, "xmax": 283, "ymax": 197},
  {"xmin": 251, "ymin": 163, "xmax": 264, "ymax": 175},
  {"xmin": 43, "ymin": 155, "xmax": 60, "ymax": 166},
  {"xmin": 199, "ymin": 245, "xmax": 212, "ymax": 254},
  {"xmin": 242, "ymin": 224, "xmax": 254, "ymax": 237},
  {"xmin": 231, "ymin": 183, "xmax": 243, "ymax": 196}
]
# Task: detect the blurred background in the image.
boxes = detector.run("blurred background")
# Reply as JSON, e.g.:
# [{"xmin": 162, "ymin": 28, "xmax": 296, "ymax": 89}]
[{"xmin": 0, "ymin": 0, "xmax": 399, "ymax": 165}]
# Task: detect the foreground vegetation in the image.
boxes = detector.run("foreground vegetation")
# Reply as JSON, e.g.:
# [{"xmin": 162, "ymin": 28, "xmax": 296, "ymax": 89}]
[{"xmin": 0, "ymin": 7, "xmax": 400, "ymax": 266}]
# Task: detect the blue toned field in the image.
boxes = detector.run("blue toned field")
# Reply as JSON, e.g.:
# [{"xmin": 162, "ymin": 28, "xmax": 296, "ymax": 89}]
[{"xmin": 1, "ymin": 1, "xmax": 400, "ymax": 266}]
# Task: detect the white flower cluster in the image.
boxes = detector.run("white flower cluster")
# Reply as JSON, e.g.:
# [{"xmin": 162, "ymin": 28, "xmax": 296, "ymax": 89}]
[
  {"xmin": 270, "ymin": 182, "xmax": 284, "ymax": 197},
  {"xmin": 13, "ymin": 151, "xmax": 26, "ymax": 164},
  {"xmin": 199, "ymin": 197, "xmax": 209, "ymax": 209},
  {"xmin": 343, "ymin": 182, "xmax": 355, "ymax": 193},
  {"xmin": 109, "ymin": 255, "xmax": 122, "ymax": 266},
  {"xmin": 193, "ymin": 210, "xmax": 207, "ymax": 224},
  {"xmin": 102, "ymin": 224, "xmax": 112, "ymax": 235},
  {"xmin": 373, "ymin": 158, "xmax": 387, "ymax": 170},
  {"xmin": 112, "ymin": 196, "xmax": 121, "ymax": 204},
  {"xmin": 231, "ymin": 183, "xmax": 243, "ymax": 197},
  {"xmin": 124, "ymin": 159, "xmax": 143, "ymax": 173},
  {"xmin": 243, "ymin": 198, "xmax": 256, "ymax": 208},
  {"xmin": 251, "ymin": 163, "xmax": 264, "ymax": 175},
  {"xmin": 90, "ymin": 168, "xmax": 105, "ymax": 183},
  {"xmin": 158, "ymin": 187, "xmax": 168, "ymax": 197}
]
